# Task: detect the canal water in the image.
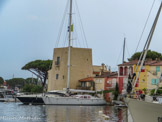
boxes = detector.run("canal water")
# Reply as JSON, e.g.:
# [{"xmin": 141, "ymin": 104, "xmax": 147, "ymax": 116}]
[{"xmin": 0, "ymin": 102, "xmax": 133, "ymax": 122}]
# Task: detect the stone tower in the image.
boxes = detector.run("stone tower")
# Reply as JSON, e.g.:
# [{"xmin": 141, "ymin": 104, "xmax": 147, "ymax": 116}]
[{"xmin": 48, "ymin": 47, "xmax": 93, "ymax": 91}]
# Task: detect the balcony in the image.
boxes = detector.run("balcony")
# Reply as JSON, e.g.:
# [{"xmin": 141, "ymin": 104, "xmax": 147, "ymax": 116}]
[{"xmin": 77, "ymin": 86, "xmax": 93, "ymax": 90}]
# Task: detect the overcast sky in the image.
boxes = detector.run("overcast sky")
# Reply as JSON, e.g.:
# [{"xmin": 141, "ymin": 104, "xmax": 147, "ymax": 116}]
[{"xmin": 0, "ymin": 0, "xmax": 162, "ymax": 80}]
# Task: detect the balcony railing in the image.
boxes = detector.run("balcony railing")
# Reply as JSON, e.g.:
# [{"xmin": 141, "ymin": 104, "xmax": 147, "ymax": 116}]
[{"xmin": 77, "ymin": 86, "xmax": 92, "ymax": 90}]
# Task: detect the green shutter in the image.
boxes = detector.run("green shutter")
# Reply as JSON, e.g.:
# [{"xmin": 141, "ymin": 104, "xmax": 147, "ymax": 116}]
[
  {"xmin": 156, "ymin": 66, "xmax": 160, "ymax": 74},
  {"xmin": 152, "ymin": 79, "xmax": 155, "ymax": 85},
  {"xmin": 156, "ymin": 79, "xmax": 159, "ymax": 85}
]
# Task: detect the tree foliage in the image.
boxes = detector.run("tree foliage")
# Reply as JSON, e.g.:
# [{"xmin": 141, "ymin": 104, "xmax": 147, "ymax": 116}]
[
  {"xmin": 150, "ymin": 87, "xmax": 162, "ymax": 95},
  {"xmin": 113, "ymin": 83, "xmax": 119, "ymax": 100},
  {"xmin": 22, "ymin": 84, "xmax": 43, "ymax": 93},
  {"xmin": 6, "ymin": 78, "xmax": 25, "ymax": 89},
  {"xmin": 22, "ymin": 60, "xmax": 52, "ymax": 88},
  {"xmin": 128, "ymin": 50, "xmax": 162, "ymax": 61},
  {"xmin": 0, "ymin": 77, "xmax": 4, "ymax": 85},
  {"xmin": 142, "ymin": 88, "xmax": 147, "ymax": 95},
  {"xmin": 25, "ymin": 77, "xmax": 39, "ymax": 85},
  {"xmin": 31, "ymin": 85, "xmax": 43, "ymax": 93},
  {"xmin": 22, "ymin": 84, "xmax": 32, "ymax": 92},
  {"xmin": 6, "ymin": 78, "xmax": 40, "ymax": 89},
  {"xmin": 127, "ymin": 74, "xmax": 132, "ymax": 94}
]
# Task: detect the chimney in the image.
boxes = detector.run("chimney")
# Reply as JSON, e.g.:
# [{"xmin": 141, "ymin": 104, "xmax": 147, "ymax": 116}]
[
  {"xmin": 101, "ymin": 63, "xmax": 105, "ymax": 73},
  {"xmin": 109, "ymin": 66, "xmax": 111, "ymax": 73}
]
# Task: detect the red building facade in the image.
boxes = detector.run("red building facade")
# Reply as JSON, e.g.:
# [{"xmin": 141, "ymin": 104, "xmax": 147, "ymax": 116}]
[
  {"xmin": 104, "ymin": 72, "xmax": 118, "ymax": 101},
  {"xmin": 118, "ymin": 61, "xmax": 135, "ymax": 94}
]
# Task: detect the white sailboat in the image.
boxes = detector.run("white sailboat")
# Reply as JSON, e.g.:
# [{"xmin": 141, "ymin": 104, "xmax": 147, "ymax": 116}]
[
  {"xmin": 43, "ymin": 93, "xmax": 106, "ymax": 105},
  {"xmin": 17, "ymin": 0, "xmax": 106, "ymax": 105},
  {"xmin": 42, "ymin": 0, "xmax": 106, "ymax": 105},
  {"xmin": 126, "ymin": 2, "xmax": 162, "ymax": 122}
]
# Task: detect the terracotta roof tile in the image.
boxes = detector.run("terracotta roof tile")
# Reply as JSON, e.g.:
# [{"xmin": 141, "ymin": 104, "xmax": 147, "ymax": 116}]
[
  {"xmin": 149, "ymin": 61, "xmax": 162, "ymax": 66},
  {"xmin": 95, "ymin": 72, "xmax": 118, "ymax": 78},
  {"xmin": 118, "ymin": 60, "xmax": 138, "ymax": 66},
  {"xmin": 79, "ymin": 77, "xmax": 94, "ymax": 82},
  {"xmin": 93, "ymin": 71, "xmax": 100, "ymax": 75},
  {"xmin": 145, "ymin": 60, "xmax": 157, "ymax": 65},
  {"xmin": 118, "ymin": 60, "xmax": 162, "ymax": 66}
]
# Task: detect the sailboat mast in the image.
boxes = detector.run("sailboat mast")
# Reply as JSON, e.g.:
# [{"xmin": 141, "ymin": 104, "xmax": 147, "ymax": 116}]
[
  {"xmin": 132, "ymin": 2, "xmax": 162, "ymax": 91},
  {"xmin": 69, "ymin": 0, "xmax": 73, "ymax": 46},
  {"xmin": 67, "ymin": 0, "xmax": 73, "ymax": 92}
]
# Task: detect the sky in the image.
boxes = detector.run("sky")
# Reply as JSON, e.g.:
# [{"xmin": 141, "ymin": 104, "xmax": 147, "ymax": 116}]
[{"xmin": 0, "ymin": 0, "xmax": 162, "ymax": 80}]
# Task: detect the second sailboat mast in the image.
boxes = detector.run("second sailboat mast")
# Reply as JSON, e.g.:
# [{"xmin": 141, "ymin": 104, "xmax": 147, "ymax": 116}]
[{"xmin": 67, "ymin": 0, "xmax": 73, "ymax": 92}]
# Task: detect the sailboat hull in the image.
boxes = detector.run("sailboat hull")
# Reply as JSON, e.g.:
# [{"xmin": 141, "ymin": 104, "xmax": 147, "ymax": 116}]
[
  {"xmin": 17, "ymin": 95, "xmax": 45, "ymax": 105},
  {"xmin": 126, "ymin": 98, "xmax": 162, "ymax": 122},
  {"xmin": 42, "ymin": 97, "xmax": 107, "ymax": 105}
]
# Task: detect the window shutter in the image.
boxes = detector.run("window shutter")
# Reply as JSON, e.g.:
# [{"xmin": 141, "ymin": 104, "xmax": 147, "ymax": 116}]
[
  {"xmin": 156, "ymin": 66, "xmax": 160, "ymax": 75},
  {"xmin": 152, "ymin": 79, "xmax": 155, "ymax": 85},
  {"xmin": 156, "ymin": 79, "xmax": 159, "ymax": 85}
]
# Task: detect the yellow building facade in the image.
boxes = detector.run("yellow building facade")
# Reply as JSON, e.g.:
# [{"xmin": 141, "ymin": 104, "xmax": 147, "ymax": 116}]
[
  {"xmin": 133, "ymin": 62, "xmax": 162, "ymax": 91},
  {"xmin": 93, "ymin": 77, "xmax": 105, "ymax": 91},
  {"xmin": 147, "ymin": 66, "xmax": 162, "ymax": 90},
  {"xmin": 133, "ymin": 65, "xmax": 149, "ymax": 90}
]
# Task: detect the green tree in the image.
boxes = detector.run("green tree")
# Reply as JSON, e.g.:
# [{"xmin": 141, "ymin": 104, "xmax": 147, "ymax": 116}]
[
  {"xmin": 23, "ymin": 84, "xmax": 43, "ymax": 93},
  {"xmin": 128, "ymin": 50, "xmax": 162, "ymax": 61},
  {"xmin": 113, "ymin": 83, "xmax": 119, "ymax": 100},
  {"xmin": 129, "ymin": 52, "xmax": 141, "ymax": 61},
  {"xmin": 31, "ymin": 85, "xmax": 43, "ymax": 93},
  {"xmin": 142, "ymin": 88, "xmax": 147, "ymax": 95},
  {"xmin": 0, "ymin": 77, "xmax": 4, "ymax": 85},
  {"xmin": 22, "ymin": 84, "xmax": 33, "ymax": 92},
  {"xmin": 6, "ymin": 78, "xmax": 25, "ymax": 89},
  {"xmin": 150, "ymin": 87, "xmax": 162, "ymax": 95},
  {"xmin": 127, "ymin": 74, "xmax": 132, "ymax": 94},
  {"xmin": 22, "ymin": 60, "xmax": 52, "ymax": 88},
  {"xmin": 25, "ymin": 77, "xmax": 39, "ymax": 85}
]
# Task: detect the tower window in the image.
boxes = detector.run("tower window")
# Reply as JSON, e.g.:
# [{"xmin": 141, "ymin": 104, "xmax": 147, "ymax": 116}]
[
  {"xmin": 55, "ymin": 56, "xmax": 60, "ymax": 65},
  {"xmin": 56, "ymin": 74, "xmax": 59, "ymax": 80}
]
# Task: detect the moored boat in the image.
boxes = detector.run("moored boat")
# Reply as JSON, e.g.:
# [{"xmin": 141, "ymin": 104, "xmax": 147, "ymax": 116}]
[
  {"xmin": 125, "ymin": 2, "xmax": 162, "ymax": 122},
  {"xmin": 42, "ymin": 90, "xmax": 107, "ymax": 105},
  {"xmin": 0, "ymin": 89, "xmax": 16, "ymax": 102},
  {"xmin": 16, "ymin": 94, "xmax": 44, "ymax": 105},
  {"xmin": 126, "ymin": 97, "xmax": 162, "ymax": 122}
]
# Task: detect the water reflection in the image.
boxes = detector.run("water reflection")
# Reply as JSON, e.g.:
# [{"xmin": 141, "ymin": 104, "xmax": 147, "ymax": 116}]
[
  {"xmin": 0, "ymin": 103, "xmax": 132, "ymax": 122},
  {"xmin": 45, "ymin": 105, "xmax": 131, "ymax": 122}
]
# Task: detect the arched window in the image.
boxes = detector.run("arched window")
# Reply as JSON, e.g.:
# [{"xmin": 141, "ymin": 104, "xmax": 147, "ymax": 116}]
[
  {"xmin": 120, "ymin": 67, "xmax": 123, "ymax": 76},
  {"xmin": 124, "ymin": 67, "xmax": 127, "ymax": 76}
]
